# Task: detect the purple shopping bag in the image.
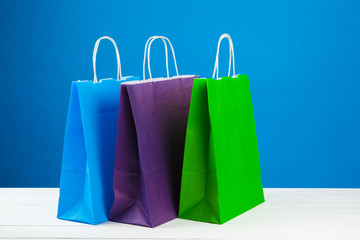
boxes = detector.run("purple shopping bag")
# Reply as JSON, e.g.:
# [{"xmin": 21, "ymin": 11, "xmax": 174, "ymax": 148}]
[{"xmin": 109, "ymin": 36, "xmax": 197, "ymax": 227}]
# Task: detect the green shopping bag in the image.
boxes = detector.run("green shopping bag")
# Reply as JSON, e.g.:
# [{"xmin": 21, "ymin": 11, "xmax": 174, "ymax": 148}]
[{"xmin": 179, "ymin": 34, "xmax": 265, "ymax": 224}]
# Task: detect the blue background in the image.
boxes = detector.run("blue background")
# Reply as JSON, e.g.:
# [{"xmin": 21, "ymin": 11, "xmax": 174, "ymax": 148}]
[{"xmin": 0, "ymin": 0, "xmax": 359, "ymax": 187}]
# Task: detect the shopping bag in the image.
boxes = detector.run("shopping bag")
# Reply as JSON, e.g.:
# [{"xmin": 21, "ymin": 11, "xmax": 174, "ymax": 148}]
[
  {"xmin": 179, "ymin": 34, "xmax": 265, "ymax": 224},
  {"xmin": 57, "ymin": 36, "xmax": 139, "ymax": 225},
  {"xmin": 109, "ymin": 36, "xmax": 196, "ymax": 227}
]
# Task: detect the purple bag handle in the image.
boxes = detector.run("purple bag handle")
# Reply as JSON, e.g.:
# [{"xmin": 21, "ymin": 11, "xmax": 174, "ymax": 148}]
[{"xmin": 143, "ymin": 36, "xmax": 179, "ymax": 80}]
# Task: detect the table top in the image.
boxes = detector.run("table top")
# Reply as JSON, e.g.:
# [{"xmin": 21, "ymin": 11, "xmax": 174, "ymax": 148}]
[{"xmin": 0, "ymin": 188, "xmax": 359, "ymax": 239}]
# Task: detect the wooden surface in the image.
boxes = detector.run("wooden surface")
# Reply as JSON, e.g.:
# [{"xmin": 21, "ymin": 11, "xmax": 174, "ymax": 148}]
[{"xmin": 0, "ymin": 188, "xmax": 359, "ymax": 239}]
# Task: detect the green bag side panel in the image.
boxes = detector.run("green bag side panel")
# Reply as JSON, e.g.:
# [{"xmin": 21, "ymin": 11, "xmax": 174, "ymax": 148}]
[
  {"xmin": 179, "ymin": 78, "xmax": 221, "ymax": 224},
  {"xmin": 207, "ymin": 75, "xmax": 265, "ymax": 224}
]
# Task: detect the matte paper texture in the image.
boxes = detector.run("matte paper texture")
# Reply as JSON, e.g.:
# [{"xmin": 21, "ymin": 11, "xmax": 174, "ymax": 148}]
[
  {"xmin": 58, "ymin": 77, "xmax": 138, "ymax": 225},
  {"xmin": 110, "ymin": 76, "xmax": 195, "ymax": 227},
  {"xmin": 179, "ymin": 75, "xmax": 265, "ymax": 224}
]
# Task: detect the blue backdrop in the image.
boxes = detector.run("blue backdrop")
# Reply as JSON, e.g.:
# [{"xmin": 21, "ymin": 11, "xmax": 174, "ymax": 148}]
[{"xmin": 0, "ymin": 0, "xmax": 359, "ymax": 187}]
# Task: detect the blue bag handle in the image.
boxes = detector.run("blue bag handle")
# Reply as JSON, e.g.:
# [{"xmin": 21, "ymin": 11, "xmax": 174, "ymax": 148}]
[{"xmin": 92, "ymin": 36, "xmax": 122, "ymax": 82}]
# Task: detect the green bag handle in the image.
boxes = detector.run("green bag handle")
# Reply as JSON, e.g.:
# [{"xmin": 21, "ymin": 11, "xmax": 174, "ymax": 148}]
[
  {"xmin": 212, "ymin": 33, "xmax": 235, "ymax": 79},
  {"xmin": 92, "ymin": 36, "xmax": 122, "ymax": 82}
]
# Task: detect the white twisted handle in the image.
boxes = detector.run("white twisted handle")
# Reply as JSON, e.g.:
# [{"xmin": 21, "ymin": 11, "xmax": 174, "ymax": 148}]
[
  {"xmin": 212, "ymin": 33, "xmax": 235, "ymax": 79},
  {"xmin": 143, "ymin": 36, "xmax": 179, "ymax": 80},
  {"xmin": 143, "ymin": 36, "xmax": 169, "ymax": 80},
  {"xmin": 93, "ymin": 36, "xmax": 122, "ymax": 83}
]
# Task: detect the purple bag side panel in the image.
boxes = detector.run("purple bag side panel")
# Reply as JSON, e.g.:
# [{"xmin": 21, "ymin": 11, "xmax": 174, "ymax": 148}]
[
  {"xmin": 126, "ymin": 76, "xmax": 195, "ymax": 227},
  {"xmin": 109, "ymin": 84, "xmax": 152, "ymax": 227}
]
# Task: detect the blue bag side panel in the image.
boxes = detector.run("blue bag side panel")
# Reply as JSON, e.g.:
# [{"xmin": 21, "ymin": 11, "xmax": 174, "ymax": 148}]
[
  {"xmin": 57, "ymin": 82, "xmax": 94, "ymax": 223},
  {"xmin": 58, "ymin": 76, "xmax": 139, "ymax": 225},
  {"xmin": 76, "ymin": 77, "xmax": 138, "ymax": 224}
]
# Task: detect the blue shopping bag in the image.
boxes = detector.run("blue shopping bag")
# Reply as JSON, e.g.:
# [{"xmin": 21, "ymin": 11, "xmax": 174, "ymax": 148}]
[{"xmin": 57, "ymin": 36, "xmax": 139, "ymax": 225}]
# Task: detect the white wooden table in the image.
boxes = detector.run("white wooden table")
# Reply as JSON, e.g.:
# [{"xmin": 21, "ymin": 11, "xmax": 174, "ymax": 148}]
[{"xmin": 0, "ymin": 188, "xmax": 359, "ymax": 239}]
